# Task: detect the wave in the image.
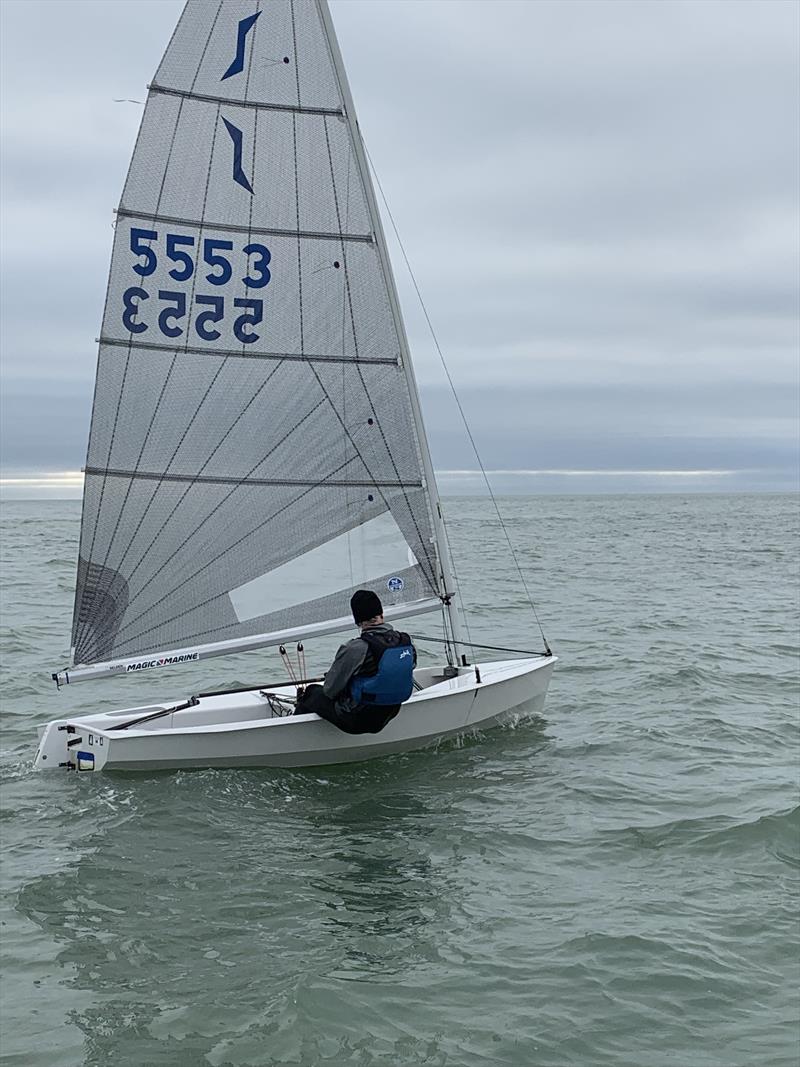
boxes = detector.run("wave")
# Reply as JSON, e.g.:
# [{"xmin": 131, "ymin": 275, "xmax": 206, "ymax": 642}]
[{"xmin": 613, "ymin": 806, "xmax": 800, "ymax": 866}]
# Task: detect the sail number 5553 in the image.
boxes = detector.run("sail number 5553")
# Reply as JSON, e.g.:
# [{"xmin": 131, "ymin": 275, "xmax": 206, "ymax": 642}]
[
  {"xmin": 129, "ymin": 228, "xmax": 271, "ymax": 288},
  {"xmin": 122, "ymin": 289, "xmax": 263, "ymax": 343},
  {"xmin": 121, "ymin": 228, "xmax": 270, "ymax": 343}
]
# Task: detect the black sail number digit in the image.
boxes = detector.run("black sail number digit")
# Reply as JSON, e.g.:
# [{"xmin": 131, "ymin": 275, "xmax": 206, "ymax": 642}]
[
  {"xmin": 195, "ymin": 295, "xmax": 224, "ymax": 341},
  {"xmin": 129, "ymin": 228, "xmax": 157, "ymax": 277},
  {"xmin": 233, "ymin": 298, "xmax": 263, "ymax": 344},
  {"xmin": 204, "ymin": 239, "xmax": 233, "ymax": 286},
  {"xmin": 122, "ymin": 287, "xmax": 149, "ymax": 334},
  {"xmin": 166, "ymin": 233, "xmax": 195, "ymax": 281},
  {"xmin": 243, "ymin": 243, "xmax": 271, "ymax": 288},
  {"xmin": 158, "ymin": 291, "xmax": 187, "ymax": 338}
]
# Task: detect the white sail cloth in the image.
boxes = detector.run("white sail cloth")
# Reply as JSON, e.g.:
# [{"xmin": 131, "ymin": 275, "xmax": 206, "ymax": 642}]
[{"xmin": 71, "ymin": 0, "xmax": 441, "ymax": 666}]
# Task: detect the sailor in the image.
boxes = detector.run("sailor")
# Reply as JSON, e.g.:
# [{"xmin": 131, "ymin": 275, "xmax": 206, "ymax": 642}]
[{"xmin": 293, "ymin": 589, "xmax": 416, "ymax": 734}]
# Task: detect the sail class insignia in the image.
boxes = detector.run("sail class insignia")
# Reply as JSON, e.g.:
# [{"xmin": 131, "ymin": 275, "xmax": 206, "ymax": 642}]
[
  {"xmin": 221, "ymin": 11, "xmax": 262, "ymax": 81},
  {"xmin": 222, "ymin": 117, "xmax": 254, "ymax": 194}
]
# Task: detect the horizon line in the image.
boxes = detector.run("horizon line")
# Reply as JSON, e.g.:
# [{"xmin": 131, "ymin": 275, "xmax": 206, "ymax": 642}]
[
  {"xmin": 0, "ymin": 467, "xmax": 762, "ymax": 489},
  {"xmin": 437, "ymin": 468, "xmax": 750, "ymax": 478}
]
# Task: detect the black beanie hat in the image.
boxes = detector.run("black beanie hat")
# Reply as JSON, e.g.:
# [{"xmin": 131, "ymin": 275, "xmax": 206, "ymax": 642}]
[{"xmin": 351, "ymin": 589, "xmax": 383, "ymax": 625}]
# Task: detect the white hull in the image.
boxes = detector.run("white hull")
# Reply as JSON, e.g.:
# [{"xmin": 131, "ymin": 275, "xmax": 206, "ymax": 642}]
[{"xmin": 34, "ymin": 658, "xmax": 555, "ymax": 772}]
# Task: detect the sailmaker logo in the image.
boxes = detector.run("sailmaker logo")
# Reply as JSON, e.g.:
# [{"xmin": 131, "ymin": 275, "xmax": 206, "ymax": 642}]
[{"xmin": 125, "ymin": 653, "xmax": 199, "ymax": 673}]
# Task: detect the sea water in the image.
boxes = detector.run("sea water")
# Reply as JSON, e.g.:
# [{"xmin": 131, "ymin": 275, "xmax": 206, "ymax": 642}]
[{"xmin": 0, "ymin": 495, "xmax": 798, "ymax": 1067}]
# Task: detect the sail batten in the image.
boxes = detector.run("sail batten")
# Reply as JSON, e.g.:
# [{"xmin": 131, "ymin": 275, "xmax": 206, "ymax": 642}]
[
  {"xmin": 116, "ymin": 208, "xmax": 374, "ymax": 243},
  {"xmin": 69, "ymin": 0, "xmax": 451, "ymax": 671},
  {"xmin": 150, "ymin": 81, "xmax": 344, "ymax": 117},
  {"xmin": 84, "ymin": 468, "xmax": 423, "ymax": 490},
  {"xmin": 98, "ymin": 337, "xmax": 397, "ymax": 366}
]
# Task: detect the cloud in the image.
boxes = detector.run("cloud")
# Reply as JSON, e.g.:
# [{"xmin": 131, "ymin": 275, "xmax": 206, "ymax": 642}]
[
  {"xmin": 0, "ymin": 471, "xmax": 83, "ymax": 487},
  {"xmin": 0, "ymin": 0, "xmax": 797, "ymax": 490}
]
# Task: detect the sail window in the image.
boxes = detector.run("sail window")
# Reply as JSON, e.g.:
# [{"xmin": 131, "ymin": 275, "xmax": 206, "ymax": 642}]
[{"xmin": 228, "ymin": 511, "xmax": 418, "ymax": 622}]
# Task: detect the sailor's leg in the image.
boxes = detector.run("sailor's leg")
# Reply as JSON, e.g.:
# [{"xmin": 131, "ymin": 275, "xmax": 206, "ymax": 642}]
[{"xmin": 293, "ymin": 683, "xmax": 336, "ymax": 719}]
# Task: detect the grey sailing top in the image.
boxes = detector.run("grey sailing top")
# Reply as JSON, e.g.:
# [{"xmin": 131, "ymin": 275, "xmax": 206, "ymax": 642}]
[{"xmin": 322, "ymin": 622, "xmax": 398, "ymax": 712}]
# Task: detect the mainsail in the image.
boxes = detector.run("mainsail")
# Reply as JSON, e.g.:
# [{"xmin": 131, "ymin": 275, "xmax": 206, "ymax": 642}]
[{"xmin": 67, "ymin": 0, "xmax": 460, "ymax": 678}]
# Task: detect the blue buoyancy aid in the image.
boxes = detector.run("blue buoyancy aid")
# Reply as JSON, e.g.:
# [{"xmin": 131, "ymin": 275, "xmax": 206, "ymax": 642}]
[{"xmin": 349, "ymin": 630, "xmax": 415, "ymax": 706}]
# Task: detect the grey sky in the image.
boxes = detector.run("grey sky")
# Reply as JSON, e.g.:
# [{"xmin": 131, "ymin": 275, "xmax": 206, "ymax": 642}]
[{"xmin": 1, "ymin": 0, "xmax": 798, "ymax": 494}]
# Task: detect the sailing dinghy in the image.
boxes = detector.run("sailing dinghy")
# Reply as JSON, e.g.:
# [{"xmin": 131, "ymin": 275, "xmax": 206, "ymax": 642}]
[{"xmin": 35, "ymin": 0, "xmax": 556, "ymax": 772}]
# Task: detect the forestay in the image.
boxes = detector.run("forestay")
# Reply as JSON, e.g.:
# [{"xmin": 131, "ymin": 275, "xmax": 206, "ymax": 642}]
[{"xmin": 69, "ymin": 0, "xmax": 450, "ymax": 674}]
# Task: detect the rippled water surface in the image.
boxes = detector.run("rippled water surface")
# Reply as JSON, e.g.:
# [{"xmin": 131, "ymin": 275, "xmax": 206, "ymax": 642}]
[{"xmin": 1, "ymin": 495, "xmax": 798, "ymax": 1067}]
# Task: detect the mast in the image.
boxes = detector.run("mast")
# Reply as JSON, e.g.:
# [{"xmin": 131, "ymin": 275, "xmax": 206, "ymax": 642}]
[{"xmin": 316, "ymin": 0, "xmax": 467, "ymax": 659}]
